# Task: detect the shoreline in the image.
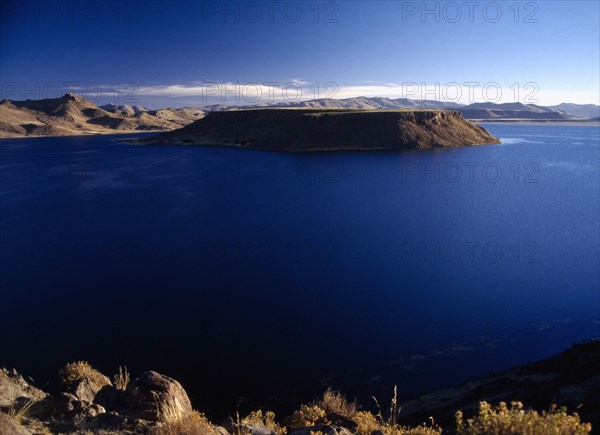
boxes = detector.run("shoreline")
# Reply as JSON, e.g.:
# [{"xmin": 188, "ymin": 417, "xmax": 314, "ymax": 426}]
[
  {"xmin": 0, "ymin": 130, "xmax": 167, "ymax": 140},
  {"xmin": 1, "ymin": 120, "xmax": 597, "ymax": 141},
  {"xmin": 473, "ymin": 120, "xmax": 600, "ymax": 126}
]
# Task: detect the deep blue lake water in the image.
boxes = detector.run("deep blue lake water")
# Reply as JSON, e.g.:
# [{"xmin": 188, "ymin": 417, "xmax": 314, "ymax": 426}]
[{"xmin": 1, "ymin": 124, "xmax": 598, "ymax": 417}]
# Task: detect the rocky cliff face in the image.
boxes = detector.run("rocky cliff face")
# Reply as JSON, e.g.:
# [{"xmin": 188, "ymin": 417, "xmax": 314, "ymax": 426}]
[
  {"xmin": 145, "ymin": 109, "xmax": 501, "ymax": 151},
  {"xmin": 0, "ymin": 94, "xmax": 205, "ymax": 138}
]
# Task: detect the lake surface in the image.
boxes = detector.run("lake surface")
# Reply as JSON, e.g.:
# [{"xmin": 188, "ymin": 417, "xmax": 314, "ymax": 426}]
[{"xmin": 1, "ymin": 124, "xmax": 598, "ymax": 418}]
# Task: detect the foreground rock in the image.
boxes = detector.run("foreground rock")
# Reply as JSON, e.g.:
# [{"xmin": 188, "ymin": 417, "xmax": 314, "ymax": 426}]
[
  {"xmin": 125, "ymin": 371, "xmax": 193, "ymax": 421},
  {"xmin": 0, "ymin": 342, "xmax": 595, "ymax": 434},
  {"xmin": 0, "ymin": 93, "xmax": 204, "ymax": 138},
  {"xmin": 0, "ymin": 363, "xmax": 205, "ymax": 434},
  {"xmin": 142, "ymin": 109, "xmax": 501, "ymax": 151},
  {"xmin": 0, "ymin": 412, "xmax": 34, "ymax": 435},
  {"xmin": 0, "ymin": 368, "xmax": 47, "ymax": 407}
]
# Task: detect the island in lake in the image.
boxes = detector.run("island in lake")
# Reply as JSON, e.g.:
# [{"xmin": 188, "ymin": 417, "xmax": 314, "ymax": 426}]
[{"xmin": 141, "ymin": 109, "xmax": 501, "ymax": 151}]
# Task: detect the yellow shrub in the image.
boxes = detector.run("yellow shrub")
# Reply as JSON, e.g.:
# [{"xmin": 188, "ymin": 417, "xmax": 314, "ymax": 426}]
[
  {"xmin": 354, "ymin": 411, "xmax": 381, "ymax": 435},
  {"xmin": 316, "ymin": 388, "xmax": 357, "ymax": 418},
  {"xmin": 155, "ymin": 410, "xmax": 222, "ymax": 435},
  {"xmin": 288, "ymin": 404, "xmax": 329, "ymax": 430},
  {"xmin": 456, "ymin": 401, "xmax": 592, "ymax": 435},
  {"xmin": 58, "ymin": 361, "xmax": 111, "ymax": 387},
  {"xmin": 243, "ymin": 410, "xmax": 286, "ymax": 434}
]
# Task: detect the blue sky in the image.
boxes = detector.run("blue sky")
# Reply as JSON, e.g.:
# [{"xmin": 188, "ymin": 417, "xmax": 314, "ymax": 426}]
[{"xmin": 1, "ymin": 0, "xmax": 599, "ymax": 108}]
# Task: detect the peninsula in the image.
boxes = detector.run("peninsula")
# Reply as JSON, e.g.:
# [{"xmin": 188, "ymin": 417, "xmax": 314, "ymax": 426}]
[{"xmin": 142, "ymin": 109, "xmax": 501, "ymax": 151}]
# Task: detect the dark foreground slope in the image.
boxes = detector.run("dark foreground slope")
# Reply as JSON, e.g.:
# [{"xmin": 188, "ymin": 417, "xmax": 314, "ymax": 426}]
[
  {"xmin": 0, "ymin": 342, "xmax": 597, "ymax": 434},
  {"xmin": 396, "ymin": 340, "xmax": 600, "ymax": 430},
  {"xmin": 143, "ymin": 109, "xmax": 501, "ymax": 151}
]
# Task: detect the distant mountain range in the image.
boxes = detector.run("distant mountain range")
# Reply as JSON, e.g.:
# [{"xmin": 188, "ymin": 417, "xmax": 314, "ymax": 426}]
[
  {"xmin": 204, "ymin": 97, "xmax": 600, "ymax": 121},
  {"xmin": 0, "ymin": 94, "xmax": 205, "ymax": 138},
  {"xmin": 0, "ymin": 94, "xmax": 597, "ymax": 138},
  {"xmin": 546, "ymin": 103, "xmax": 600, "ymax": 119}
]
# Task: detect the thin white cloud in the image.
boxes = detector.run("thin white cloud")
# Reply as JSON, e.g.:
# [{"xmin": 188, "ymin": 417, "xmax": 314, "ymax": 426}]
[{"xmin": 90, "ymin": 82, "xmax": 600, "ymax": 106}]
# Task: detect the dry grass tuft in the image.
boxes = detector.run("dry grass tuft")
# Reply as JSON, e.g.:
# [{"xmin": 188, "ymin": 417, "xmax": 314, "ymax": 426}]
[
  {"xmin": 58, "ymin": 361, "xmax": 111, "ymax": 388},
  {"xmin": 315, "ymin": 387, "xmax": 357, "ymax": 418},
  {"xmin": 456, "ymin": 401, "xmax": 592, "ymax": 435},
  {"xmin": 242, "ymin": 410, "xmax": 286, "ymax": 434},
  {"xmin": 373, "ymin": 385, "xmax": 402, "ymax": 428},
  {"xmin": 113, "ymin": 366, "xmax": 130, "ymax": 391},
  {"xmin": 352, "ymin": 411, "xmax": 441, "ymax": 435},
  {"xmin": 353, "ymin": 386, "xmax": 441, "ymax": 435},
  {"xmin": 154, "ymin": 410, "xmax": 223, "ymax": 435},
  {"xmin": 7, "ymin": 398, "xmax": 35, "ymax": 425},
  {"xmin": 231, "ymin": 411, "xmax": 252, "ymax": 435}
]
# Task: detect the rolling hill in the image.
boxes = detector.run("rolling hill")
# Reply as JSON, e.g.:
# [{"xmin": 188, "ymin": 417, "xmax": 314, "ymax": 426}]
[{"xmin": 0, "ymin": 94, "xmax": 205, "ymax": 138}]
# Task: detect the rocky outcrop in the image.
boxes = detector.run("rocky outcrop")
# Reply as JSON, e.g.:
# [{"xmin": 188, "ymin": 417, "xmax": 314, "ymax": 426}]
[
  {"xmin": 143, "ymin": 109, "xmax": 501, "ymax": 151},
  {"xmin": 0, "ymin": 342, "xmax": 596, "ymax": 434},
  {"xmin": 0, "ymin": 365, "xmax": 202, "ymax": 434},
  {"xmin": 0, "ymin": 368, "xmax": 47, "ymax": 407},
  {"xmin": 125, "ymin": 370, "xmax": 193, "ymax": 421},
  {"xmin": 0, "ymin": 93, "xmax": 205, "ymax": 138}
]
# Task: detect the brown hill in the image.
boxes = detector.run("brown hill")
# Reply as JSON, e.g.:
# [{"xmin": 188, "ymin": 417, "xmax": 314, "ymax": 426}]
[
  {"xmin": 143, "ymin": 109, "xmax": 500, "ymax": 151},
  {"xmin": 0, "ymin": 94, "xmax": 205, "ymax": 138}
]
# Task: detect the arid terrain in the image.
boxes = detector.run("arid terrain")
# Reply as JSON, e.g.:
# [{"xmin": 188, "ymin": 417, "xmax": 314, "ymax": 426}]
[
  {"xmin": 1, "ymin": 95, "xmax": 597, "ymax": 140},
  {"xmin": 142, "ymin": 109, "xmax": 501, "ymax": 151},
  {"xmin": 0, "ymin": 94, "xmax": 204, "ymax": 138}
]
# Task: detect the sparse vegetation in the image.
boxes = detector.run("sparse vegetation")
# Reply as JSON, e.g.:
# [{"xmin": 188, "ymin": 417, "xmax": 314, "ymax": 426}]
[
  {"xmin": 58, "ymin": 361, "xmax": 111, "ymax": 388},
  {"xmin": 7, "ymin": 397, "xmax": 35, "ymax": 425},
  {"xmin": 242, "ymin": 410, "xmax": 286, "ymax": 434},
  {"xmin": 373, "ymin": 385, "xmax": 402, "ymax": 428},
  {"xmin": 353, "ymin": 411, "xmax": 382, "ymax": 435},
  {"xmin": 288, "ymin": 404, "xmax": 329, "ymax": 430},
  {"xmin": 352, "ymin": 386, "xmax": 441, "ymax": 435},
  {"xmin": 285, "ymin": 387, "xmax": 442, "ymax": 435},
  {"xmin": 231, "ymin": 411, "xmax": 252, "ymax": 435},
  {"xmin": 113, "ymin": 365, "xmax": 130, "ymax": 391},
  {"xmin": 456, "ymin": 401, "xmax": 592, "ymax": 435},
  {"xmin": 154, "ymin": 410, "xmax": 223, "ymax": 435},
  {"xmin": 315, "ymin": 387, "xmax": 357, "ymax": 418},
  {"xmin": 1, "ymin": 359, "xmax": 594, "ymax": 435}
]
